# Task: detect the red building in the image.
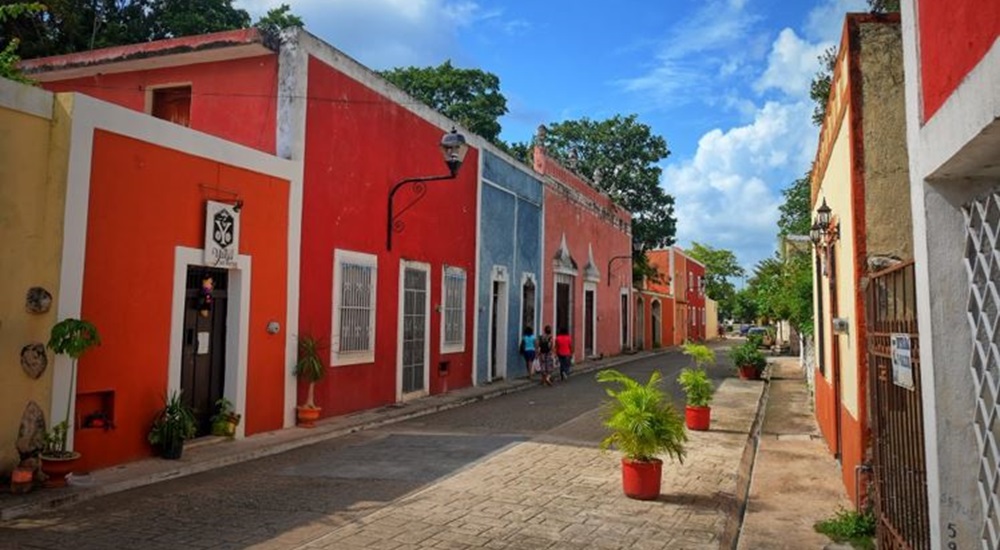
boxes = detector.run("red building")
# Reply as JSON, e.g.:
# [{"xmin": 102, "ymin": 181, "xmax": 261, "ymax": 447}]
[
  {"xmin": 685, "ymin": 250, "xmax": 706, "ymax": 342},
  {"xmin": 24, "ymin": 28, "xmax": 481, "ymax": 447},
  {"xmin": 634, "ymin": 249, "xmax": 676, "ymax": 350},
  {"xmin": 532, "ymin": 135, "xmax": 633, "ymax": 360}
]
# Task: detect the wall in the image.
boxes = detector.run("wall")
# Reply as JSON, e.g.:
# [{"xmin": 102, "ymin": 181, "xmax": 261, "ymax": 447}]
[
  {"xmin": 476, "ymin": 150, "xmax": 543, "ymax": 383},
  {"xmin": 705, "ymin": 299, "xmax": 719, "ymax": 340},
  {"xmin": 535, "ymin": 147, "xmax": 633, "ymax": 361},
  {"xmin": 298, "ymin": 55, "xmax": 479, "ymax": 416},
  {"xmin": 0, "ymin": 81, "xmax": 66, "ymax": 473}
]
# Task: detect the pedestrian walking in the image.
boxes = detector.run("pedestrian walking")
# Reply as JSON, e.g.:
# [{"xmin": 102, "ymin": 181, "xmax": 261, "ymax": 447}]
[
  {"xmin": 519, "ymin": 326, "xmax": 537, "ymax": 380},
  {"xmin": 537, "ymin": 325, "xmax": 555, "ymax": 386},
  {"xmin": 555, "ymin": 327, "xmax": 572, "ymax": 381}
]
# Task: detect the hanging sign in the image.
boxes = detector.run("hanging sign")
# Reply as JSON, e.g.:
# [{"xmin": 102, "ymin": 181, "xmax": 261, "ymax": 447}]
[
  {"xmin": 204, "ymin": 200, "xmax": 240, "ymax": 268},
  {"xmin": 890, "ymin": 333, "xmax": 914, "ymax": 390}
]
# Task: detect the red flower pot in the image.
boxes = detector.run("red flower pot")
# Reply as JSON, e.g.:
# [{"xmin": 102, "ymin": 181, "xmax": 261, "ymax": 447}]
[
  {"xmin": 40, "ymin": 452, "xmax": 81, "ymax": 488},
  {"xmin": 296, "ymin": 406, "xmax": 321, "ymax": 428},
  {"xmin": 685, "ymin": 405, "xmax": 711, "ymax": 431},
  {"xmin": 738, "ymin": 365, "xmax": 761, "ymax": 380},
  {"xmin": 621, "ymin": 457, "xmax": 663, "ymax": 500}
]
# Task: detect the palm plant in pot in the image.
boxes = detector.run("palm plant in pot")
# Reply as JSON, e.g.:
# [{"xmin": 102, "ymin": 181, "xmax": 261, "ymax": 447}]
[
  {"xmin": 41, "ymin": 318, "xmax": 101, "ymax": 488},
  {"xmin": 148, "ymin": 390, "xmax": 197, "ymax": 459},
  {"xmin": 596, "ymin": 368, "xmax": 687, "ymax": 500},
  {"xmin": 679, "ymin": 342, "xmax": 716, "ymax": 430},
  {"xmin": 730, "ymin": 341, "xmax": 767, "ymax": 380},
  {"xmin": 294, "ymin": 334, "xmax": 326, "ymax": 428}
]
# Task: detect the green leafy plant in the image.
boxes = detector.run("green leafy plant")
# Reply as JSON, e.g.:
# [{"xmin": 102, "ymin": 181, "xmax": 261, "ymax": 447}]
[
  {"xmin": 596, "ymin": 369, "xmax": 687, "ymax": 463},
  {"xmin": 730, "ymin": 341, "xmax": 766, "ymax": 374},
  {"xmin": 148, "ymin": 390, "xmax": 197, "ymax": 448},
  {"xmin": 44, "ymin": 318, "xmax": 101, "ymax": 457},
  {"xmin": 677, "ymin": 368, "xmax": 714, "ymax": 407},
  {"xmin": 682, "ymin": 342, "xmax": 715, "ymax": 368},
  {"xmin": 293, "ymin": 334, "xmax": 326, "ymax": 409},
  {"xmin": 814, "ymin": 507, "xmax": 876, "ymax": 549},
  {"xmin": 210, "ymin": 397, "xmax": 241, "ymax": 436}
]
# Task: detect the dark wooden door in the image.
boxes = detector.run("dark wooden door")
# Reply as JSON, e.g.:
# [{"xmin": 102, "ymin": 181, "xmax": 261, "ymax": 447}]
[
  {"xmin": 556, "ymin": 282, "xmax": 571, "ymax": 333},
  {"xmin": 584, "ymin": 290, "xmax": 595, "ymax": 356},
  {"xmin": 490, "ymin": 281, "xmax": 500, "ymax": 380},
  {"xmin": 181, "ymin": 266, "xmax": 228, "ymax": 436}
]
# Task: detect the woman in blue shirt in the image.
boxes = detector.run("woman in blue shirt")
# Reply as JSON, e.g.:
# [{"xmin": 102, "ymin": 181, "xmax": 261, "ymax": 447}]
[{"xmin": 520, "ymin": 326, "xmax": 537, "ymax": 380}]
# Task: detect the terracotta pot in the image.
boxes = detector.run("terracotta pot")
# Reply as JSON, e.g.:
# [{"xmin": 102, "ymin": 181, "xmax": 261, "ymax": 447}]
[
  {"xmin": 296, "ymin": 406, "xmax": 321, "ymax": 428},
  {"xmin": 40, "ymin": 452, "xmax": 81, "ymax": 488},
  {"xmin": 685, "ymin": 405, "xmax": 711, "ymax": 431},
  {"xmin": 621, "ymin": 457, "xmax": 663, "ymax": 500},
  {"xmin": 738, "ymin": 365, "xmax": 761, "ymax": 380}
]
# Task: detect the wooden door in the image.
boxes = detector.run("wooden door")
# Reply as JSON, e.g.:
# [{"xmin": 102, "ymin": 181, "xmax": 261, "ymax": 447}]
[{"xmin": 181, "ymin": 266, "xmax": 228, "ymax": 436}]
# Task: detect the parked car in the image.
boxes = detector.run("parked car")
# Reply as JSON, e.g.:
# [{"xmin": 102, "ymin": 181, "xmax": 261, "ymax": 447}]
[{"xmin": 739, "ymin": 324, "xmax": 752, "ymax": 336}]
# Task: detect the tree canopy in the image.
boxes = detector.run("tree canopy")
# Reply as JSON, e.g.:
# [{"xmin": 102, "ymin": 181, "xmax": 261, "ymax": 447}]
[
  {"xmin": 379, "ymin": 61, "xmax": 509, "ymax": 144},
  {"xmin": 777, "ymin": 172, "xmax": 812, "ymax": 237},
  {"xmin": 685, "ymin": 242, "xmax": 744, "ymax": 319},
  {"xmin": 0, "ymin": 0, "xmax": 301, "ymax": 59}
]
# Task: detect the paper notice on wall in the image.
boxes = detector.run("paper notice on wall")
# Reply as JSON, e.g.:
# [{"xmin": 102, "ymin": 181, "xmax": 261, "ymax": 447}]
[
  {"xmin": 197, "ymin": 332, "xmax": 210, "ymax": 355},
  {"xmin": 891, "ymin": 333, "xmax": 914, "ymax": 390}
]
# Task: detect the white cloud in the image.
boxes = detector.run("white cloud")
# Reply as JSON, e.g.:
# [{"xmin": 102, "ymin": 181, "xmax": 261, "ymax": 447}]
[
  {"xmin": 662, "ymin": 100, "xmax": 816, "ymax": 268},
  {"xmin": 755, "ymin": 28, "xmax": 833, "ymax": 96},
  {"xmin": 804, "ymin": 0, "xmax": 869, "ymax": 42}
]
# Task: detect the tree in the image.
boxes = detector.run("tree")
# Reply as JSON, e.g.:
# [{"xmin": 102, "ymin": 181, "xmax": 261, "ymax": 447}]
[
  {"xmin": 254, "ymin": 3, "xmax": 303, "ymax": 39},
  {"xmin": 537, "ymin": 115, "xmax": 676, "ymax": 276},
  {"xmin": 730, "ymin": 288, "xmax": 759, "ymax": 323},
  {"xmin": 0, "ymin": 2, "xmax": 43, "ymax": 82},
  {"xmin": 380, "ymin": 61, "xmax": 508, "ymax": 144},
  {"xmin": 809, "ymin": 46, "xmax": 837, "ymax": 126},
  {"xmin": 777, "ymin": 172, "xmax": 812, "ymax": 237},
  {"xmin": 685, "ymin": 242, "xmax": 744, "ymax": 319},
  {"xmin": 868, "ymin": 0, "xmax": 900, "ymax": 12}
]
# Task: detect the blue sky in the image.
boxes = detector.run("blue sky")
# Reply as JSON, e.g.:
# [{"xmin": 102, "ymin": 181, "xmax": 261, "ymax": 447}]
[{"xmin": 236, "ymin": 0, "xmax": 868, "ymax": 272}]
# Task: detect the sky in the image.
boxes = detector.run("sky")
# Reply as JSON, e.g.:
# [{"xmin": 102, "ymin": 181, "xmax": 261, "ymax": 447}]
[{"xmin": 236, "ymin": 0, "xmax": 869, "ymax": 273}]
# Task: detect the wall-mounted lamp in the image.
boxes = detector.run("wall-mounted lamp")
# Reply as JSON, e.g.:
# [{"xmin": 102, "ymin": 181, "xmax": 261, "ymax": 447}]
[
  {"xmin": 810, "ymin": 197, "xmax": 841, "ymax": 249},
  {"xmin": 607, "ymin": 254, "xmax": 633, "ymax": 286},
  {"xmin": 386, "ymin": 128, "xmax": 469, "ymax": 251}
]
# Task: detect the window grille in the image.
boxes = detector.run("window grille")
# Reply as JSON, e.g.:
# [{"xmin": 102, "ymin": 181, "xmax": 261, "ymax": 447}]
[
  {"xmin": 443, "ymin": 268, "xmax": 465, "ymax": 347},
  {"xmin": 339, "ymin": 263, "xmax": 373, "ymax": 353}
]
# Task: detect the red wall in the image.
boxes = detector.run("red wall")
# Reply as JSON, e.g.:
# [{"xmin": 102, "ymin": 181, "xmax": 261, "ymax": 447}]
[
  {"xmin": 536, "ymin": 149, "xmax": 633, "ymax": 360},
  {"xmin": 688, "ymin": 262, "xmax": 706, "ymax": 341},
  {"xmin": 43, "ymin": 55, "xmax": 279, "ymax": 154},
  {"xmin": 76, "ymin": 130, "xmax": 290, "ymax": 470},
  {"xmin": 918, "ymin": 0, "xmax": 1000, "ymax": 120},
  {"xmin": 299, "ymin": 56, "xmax": 478, "ymax": 417}
]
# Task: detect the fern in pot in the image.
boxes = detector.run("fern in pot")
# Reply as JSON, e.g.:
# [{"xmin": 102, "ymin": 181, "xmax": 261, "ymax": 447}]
[
  {"xmin": 148, "ymin": 390, "xmax": 197, "ymax": 459},
  {"xmin": 679, "ymin": 342, "xmax": 716, "ymax": 430}
]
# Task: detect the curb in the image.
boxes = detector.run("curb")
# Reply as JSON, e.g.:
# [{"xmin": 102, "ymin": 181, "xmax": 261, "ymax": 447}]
[{"xmin": 1, "ymin": 349, "xmax": 672, "ymax": 521}]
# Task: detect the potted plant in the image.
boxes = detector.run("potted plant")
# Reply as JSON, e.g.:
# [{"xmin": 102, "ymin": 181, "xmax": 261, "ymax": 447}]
[
  {"xmin": 294, "ymin": 333, "xmax": 326, "ymax": 428},
  {"xmin": 210, "ymin": 397, "xmax": 241, "ymax": 437},
  {"xmin": 679, "ymin": 342, "xmax": 716, "ymax": 430},
  {"xmin": 730, "ymin": 341, "xmax": 767, "ymax": 380},
  {"xmin": 41, "ymin": 318, "xmax": 100, "ymax": 487},
  {"xmin": 596, "ymin": 368, "xmax": 687, "ymax": 500},
  {"xmin": 147, "ymin": 390, "xmax": 197, "ymax": 459}
]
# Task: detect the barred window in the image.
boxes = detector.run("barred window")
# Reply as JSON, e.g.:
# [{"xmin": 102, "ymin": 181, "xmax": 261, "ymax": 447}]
[
  {"xmin": 332, "ymin": 250, "xmax": 377, "ymax": 365},
  {"xmin": 442, "ymin": 267, "xmax": 466, "ymax": 351}
]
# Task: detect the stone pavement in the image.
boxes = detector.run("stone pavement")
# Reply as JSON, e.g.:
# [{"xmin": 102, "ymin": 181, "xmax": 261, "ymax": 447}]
[{"xmin": 0, "ymin": 347, "xmax": 851, "ymax": 549}]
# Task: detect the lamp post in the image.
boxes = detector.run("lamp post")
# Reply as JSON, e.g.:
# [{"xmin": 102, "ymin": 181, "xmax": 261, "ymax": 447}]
[
  {"xmin": 607, "ymin": 254, "xmax": 633, "ymax": 287},
  {"xmin": 386, "ymin": 128, "xmax": 469, "ymax": 251}
]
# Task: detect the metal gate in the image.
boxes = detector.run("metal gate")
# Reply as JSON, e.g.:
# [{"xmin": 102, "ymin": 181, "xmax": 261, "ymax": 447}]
[{"xmin": 866, "ymin": 260, "xmax": 929, "ymax": 549}]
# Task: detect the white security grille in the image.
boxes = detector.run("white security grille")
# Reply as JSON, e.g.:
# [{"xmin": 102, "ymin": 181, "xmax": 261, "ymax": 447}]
[
  {"xmin": 963, "ymin": 192, "xmax": 1000, "ymax": 548},
  {"xmin": 339, "ymin": 263, "xmax": 372, "ymax": 353},
  {"xmin": 443, "ymin": 269, "xmax": 465, "ymax": 346}
]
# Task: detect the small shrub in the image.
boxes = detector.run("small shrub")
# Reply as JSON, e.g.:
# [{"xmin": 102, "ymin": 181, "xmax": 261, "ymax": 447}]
[
  {"xmin": 681, "ymin": 342, "xmax": 715, "ymax": 368},
  {"xmin": 677, "ymin": 368, "xmax": 714, "ymax": 407},
  {"xmin": 814, "ymin": 507, "xmax": 876, "ymax": 549}
]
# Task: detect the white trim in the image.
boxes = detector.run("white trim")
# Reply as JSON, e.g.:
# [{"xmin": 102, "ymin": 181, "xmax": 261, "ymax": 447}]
[
  {"xmin": 440, "ymin": 265, "xmax": 467, "ymax": 354},
  {"xmin": 472, "ymin": 156, "xmax": 483, "ymax": 386},
  {"xmin": 397, "ymin": 260, "xmax": 431, "ymax": 401},
  {"xmin": 0, "ymin": 78, "xmax": 53, "ymax": 119},
  {"xmin": 51, "ymin": 91, "xmax": 302, "ymax": 446},
  {"xmin": 488, "ymin": 266, "xmax": 510, "ymax": 381},
  {"xmin": 331, "ymin": 249, "xmax": 378, "ymax": 366},
  {"xmin": 481, "ymin": 176, "xmax": 543, "ymax": 207},
  {"xmin": 168, "ymin": 247, "xmax": 251, "ymax": 439},
  {"xmin": 583, "ymin": 281, "xmax": 598, "ymax": 357},
  {"xmin": 620, "ymin": 286, "xmax": 631, "ymax": 352},
  {"xmin": 521, "ymin": 271, "xmax": 539, "ymax": 330}
]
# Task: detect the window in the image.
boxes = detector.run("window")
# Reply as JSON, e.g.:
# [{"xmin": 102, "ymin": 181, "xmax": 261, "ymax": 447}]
[
  {"xmin": 332, "ymin": 250, "xmax": 377, "ymax": 365},
  {"xmin": 150, "ymin": 85, "xmax": 192, "ymax": 127},
  {"xmin": 441, "ymin": 266, "xmax": 466, "ymax": 352}
]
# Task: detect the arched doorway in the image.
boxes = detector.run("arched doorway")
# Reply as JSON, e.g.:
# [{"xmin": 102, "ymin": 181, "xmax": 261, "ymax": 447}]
[
  {"xmin": 651, "ymin": 300, "xmax": 662, "ymax": 348},
  {"xmin": 635, "ymin": 297, "xmax": 645, "ymax": 350}
]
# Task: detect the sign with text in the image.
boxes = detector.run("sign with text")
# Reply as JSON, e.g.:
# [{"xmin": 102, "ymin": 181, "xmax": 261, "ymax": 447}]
[
  {"xmin": 891, "ymin": 333, "xmax": 914, "ymax": 390},
  {"xmin": 204, "ymin": 200, "xmax": 240, "ymax": 268}
]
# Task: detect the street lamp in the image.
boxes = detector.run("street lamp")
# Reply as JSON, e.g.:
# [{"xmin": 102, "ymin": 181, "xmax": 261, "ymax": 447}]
[
  {"xmin": 386, "ymin": 128, "xmax": 469, "ymax": 251},
  {"xmin": 607, "ymin": 255, "xmax": 633, "ymax": 286}
]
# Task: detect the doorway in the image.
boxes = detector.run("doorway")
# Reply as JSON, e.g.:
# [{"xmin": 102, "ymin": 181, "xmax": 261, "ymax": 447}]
[
  {"xmin": 181, "ymin": 266, "xmax": 228, "ymax": 436},
  {"xmin": 651, "ymin": 300, "xmax": 662, "ymax": 348},
  {"xmin": 584, "ymin": 287, "xmax": 595, "ymax": 357},
  {"xmin": 555, "ymin": 274, "xmax": 574, "ymax": 336},
  {"xmin": 401, "ymin": 264, "xmax": 429, "ymax": 396},
  {"xmin": 620, "ymin": 292, "xmax": 629, "ymax": 351},
  {"xmin": 490, "ymin": 276, "xmax": 508, "ymax": 381},
  {"xmin": 635, "ymin": 298, "xmax": 645, "ymax": 350}
]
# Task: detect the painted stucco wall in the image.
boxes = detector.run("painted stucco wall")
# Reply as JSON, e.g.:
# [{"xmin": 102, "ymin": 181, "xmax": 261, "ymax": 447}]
[
  {"xmin": 859, "ymin": 22, "xmax": 913, "ymax": 263},
  {"xmin": 687, "ymin": 261, "xmax": 706, "ymax": 341},
  {"xmin": 41, "ymin": 55, "xmax": 280, "ymax": 154},
  {"xmin": 476, "ymin": 151, "xmax": 543, "ymax": 383},
  {"xmin": 298, "ymin": 55, "xmax": 479, "ymax": 416},
  {"xmin": 706, "ymin": 299, "xmax": 719, "ymax": 340},
  {"xmin": 0, "ymin": 81, "xmax": 65, "ymax": 474}
]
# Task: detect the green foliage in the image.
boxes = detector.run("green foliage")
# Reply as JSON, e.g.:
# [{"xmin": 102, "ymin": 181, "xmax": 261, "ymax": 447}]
[
  {"xmin": 810, "ymin": 46, "xmax": 838, "ymax": 126},
  {"xmin": 380, "ymin": 61, "xmax": 508, "ymax": 144},
  {"xmin": 595, "ymin": 369, "xmax": 687, "ymax": 463},
  {"xmin": 253, "ymin": 3, "xmax": 303, "ymax": 38},
  {"xmin": 729, "ymin": 342, "xmax": 766, "ymax": 373},
  {"xmin": 677, "ymin": 368, "xmax": 714, "ymax": 407},
  {"xmin": 745, "ymin": 250, "xmax": 814, "ymax": 336},
  {"xmin": 147, "ymin": 390, "xmax": 197, "ymax": 446},
  {"xmin": 686, "ymin": 242, "xmax": 744, "ymax": 319},
  {"xmin": 814, "ymin": 507, "xmax": 876, "ymax": 549},
  {"xmin": 867, "ymin": 0, "xmax": 900, "ymax": 13},
  {"xmin": 294, "ymin": 334, "xmax": 326, "ymax": 408},
  {"xmin": 538, "ymin": 115, "xmax": 676, "ymax": 260},
  {"xmin": 0, "ymin": 3, "xmax": 43, "ymax": 83},
  {"xmin": 43, "ymin": 317, "xmax": 101, "ymax": 455},
  {"xmin": 731, "ymin": 288, "xmax": 759, "ymax": 323},
  {"xmin": 682, "ymin": 342, "xmax": 715, "ymax": 368},
  {"xmin": 777, "ymin": 173, "xmax": 812, "ymax": 238}
]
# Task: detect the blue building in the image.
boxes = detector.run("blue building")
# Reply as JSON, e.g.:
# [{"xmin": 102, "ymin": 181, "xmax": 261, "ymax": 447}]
[{"xmin": 475, "ymin": 150, "xmax": 544, "ymax": 384}]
